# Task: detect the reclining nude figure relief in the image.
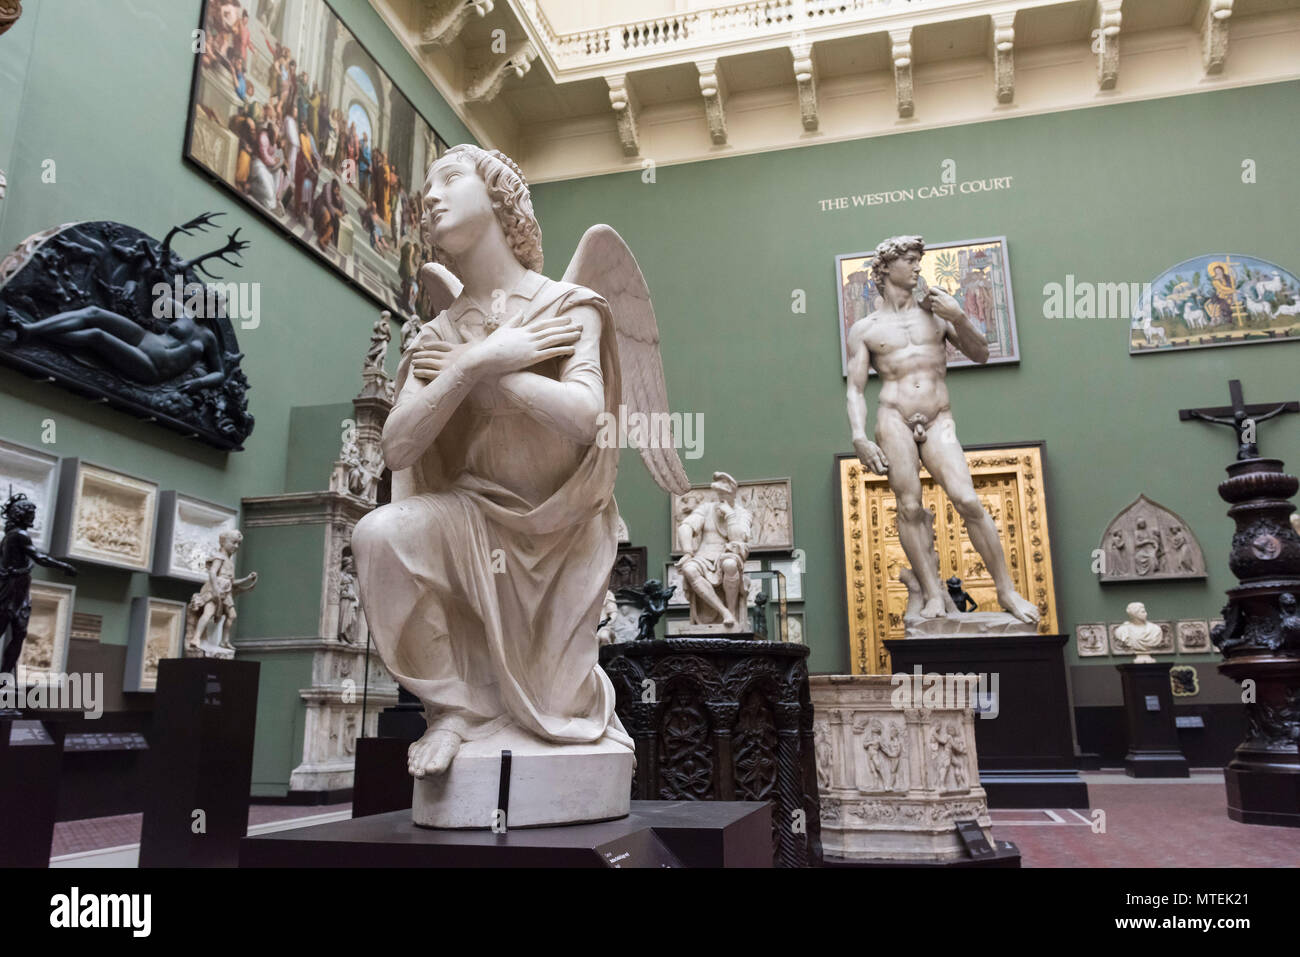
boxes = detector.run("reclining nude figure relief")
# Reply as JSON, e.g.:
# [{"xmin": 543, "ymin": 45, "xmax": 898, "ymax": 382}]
[{"xmin": 352, "ymin": 146, "xmax": 690, "ymax": 786}]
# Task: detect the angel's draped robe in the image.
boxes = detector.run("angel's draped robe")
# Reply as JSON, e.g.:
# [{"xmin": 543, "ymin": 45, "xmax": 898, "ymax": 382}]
[{"xmin": 352, "ymin": 271, "xmax": 632, "ymax": 751}]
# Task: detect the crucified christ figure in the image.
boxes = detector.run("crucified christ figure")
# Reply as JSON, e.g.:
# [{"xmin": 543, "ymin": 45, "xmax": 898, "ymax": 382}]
[{"xmin": 845, "ymin": 235, "xmax": 1039, "ymax": 625}]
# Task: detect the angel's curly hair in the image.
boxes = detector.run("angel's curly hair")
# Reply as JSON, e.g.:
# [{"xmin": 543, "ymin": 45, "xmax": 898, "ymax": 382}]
[
  {"xmin": 870, "ymin": 235, "xmax": 924, "ymax": 287},
  {"xmin": 430, "ymin": 145, "xmax": 543, "ymax": 275}
]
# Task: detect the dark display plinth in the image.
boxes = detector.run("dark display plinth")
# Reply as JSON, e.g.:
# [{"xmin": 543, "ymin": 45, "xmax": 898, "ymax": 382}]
[
  {"xmin": 0, "ymin": 716, "xmax": 63, "ymax": 867},
  {"xmin": 352, "ymin": 736, "xmax": 414, "ymax": 818},
  {"xmin": 599, "ymin": 637, "xmax": 819, "ymax": 867},
  {"xmin": 885, "ymin": 634, "xmax": 1089, "ymax": 808},
  {"xmin": 1117, "ymin": 662, "xmax": 1189, "ymax": 777},
  {"xmin": 138, "ymin": 658, "xmax": 259, "ymax": 867},
  {"xmin": 241, "ymin": 800, "xmax": 772, "ymax": 868},
  {"xmin": 1212, "ymin": 456, "xmax": 1300, "ymax": 827}
]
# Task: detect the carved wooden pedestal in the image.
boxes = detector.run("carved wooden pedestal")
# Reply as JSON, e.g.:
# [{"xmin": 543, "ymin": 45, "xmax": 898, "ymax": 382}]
[
  {"xmin": 599, "ymin": 638, "xmax": 820, "ymax": 867},
  {"xmin": 1117, "ymin": 662, "xmax": 1190, "ymax": 777},
  {"xmin": 1212, "ymin": 456, "xmax": 1300, "ymax": 827}
]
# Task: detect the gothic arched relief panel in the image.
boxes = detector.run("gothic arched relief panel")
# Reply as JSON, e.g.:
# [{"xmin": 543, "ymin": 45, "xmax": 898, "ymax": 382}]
[{"xmin": 1099, "ymin": 495, "xmax": 1207, "ymax": 583}]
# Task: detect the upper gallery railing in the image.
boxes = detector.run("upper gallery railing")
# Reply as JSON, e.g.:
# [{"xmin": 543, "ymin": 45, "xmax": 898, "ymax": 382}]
[{"xmin": 515, "ymin": 0, "xmax": 930, "ymax": 70}]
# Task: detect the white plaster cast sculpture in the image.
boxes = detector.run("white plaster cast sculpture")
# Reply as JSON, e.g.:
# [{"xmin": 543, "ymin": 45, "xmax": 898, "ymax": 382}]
[
  {"xmin": 811, "ymin": 675, "xmax": 995, "ymax": 862},
  {"xmin": 845, "ymin": 235, "xmax": 1040, "ymax": 632},
  {"xmin": 595, "ymin": 590, "xmax": 618, "ymax": 645},
  {"xmin": 1112, "ymin": 601, "xmax": 1165, "ymax": 662},
  {"xmin": 351, "ymin": 145, "xmax": 691, "ymax": 829},
  {"xmin": 337, "ymin": 550, "xmax": 360, "ymax": 644},
  {"xmin": 185, "ymin": 529, "xmax": 258, "ymax": 658},
  {"xmin": 675, "ymin": 471, "xmax": 753, "ymax": 632}
]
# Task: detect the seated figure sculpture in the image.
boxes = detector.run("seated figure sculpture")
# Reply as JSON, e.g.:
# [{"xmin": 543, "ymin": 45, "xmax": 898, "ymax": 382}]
[
  {"xmin": 351, "ymin": 146, "xmax": 690, "ymax": 828},
  {"xmin": 675, "ymin": 471, "xmax": 753, "ymax": 632}
]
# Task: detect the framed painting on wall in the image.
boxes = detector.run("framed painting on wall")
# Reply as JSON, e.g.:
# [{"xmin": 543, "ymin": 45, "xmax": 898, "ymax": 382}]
[
  {"xmin": 835, "ymin": 236, "xmax": 1020, "ymax": 376},
  {"xmin": 835, "ymin": 443, "xmax": 1060, "ymax": 675},
  {"xmin": 184, "ymin": 0, "xmax": 450, "ymax": 320},
  {"xmin": 670, "ymin": 477, "xmax": 793, "ymax": 554},
  {"xmin": 1130, "ymin": 254, "xmax": 1299, "ymax": 354}
]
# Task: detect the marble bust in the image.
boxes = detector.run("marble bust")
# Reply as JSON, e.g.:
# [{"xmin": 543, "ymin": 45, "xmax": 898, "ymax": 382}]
[
  {"xmin": 675, "ymin": 471, "xmax": 753, "ymax": 632},
  {"xmin": 351, "ymin": 145, "xmax": 690, "ymax": 828},
  {"xmin": 1113, "ymin": 601, "xmax": 1164, "ymax": 662},
  {"xmin": 845, "ymin": 235, "xmax": 1039, "ymax": 629}
]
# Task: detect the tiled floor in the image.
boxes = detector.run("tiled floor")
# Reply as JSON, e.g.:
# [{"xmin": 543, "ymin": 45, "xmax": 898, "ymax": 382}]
[
  {"xmin": 993, "ymin": 772, "xmax": 1300, "ymax": 868},
  {"xmin": 48, "ymin": 773, "xmax": 1300, "ymax": 866},
  {"xmin": 51, "ymin": 803, "xmax": 352, "ymax": 857}
]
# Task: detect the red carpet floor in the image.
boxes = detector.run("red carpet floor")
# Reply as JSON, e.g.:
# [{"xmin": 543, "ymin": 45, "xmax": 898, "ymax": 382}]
[
  {"xmin": 49, "ymin": 773, "xmax": 1300, "ymax": 866},
  {"xmin": 993, "ymin": 772, "xmax": 1300, "ymax": 867}
]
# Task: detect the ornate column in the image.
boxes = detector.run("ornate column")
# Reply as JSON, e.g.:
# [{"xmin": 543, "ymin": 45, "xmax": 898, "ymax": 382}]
[
  {"xmin": 707, "ymin": 700, "xmax": 740, "ymax": 799},
  {"xmin": 1213, "ymin": 454, "xmax": 1300, "ymax": 826},
  {"xmin": 775, "ymin": 700, "xmax": 808, "ymax": 868}
]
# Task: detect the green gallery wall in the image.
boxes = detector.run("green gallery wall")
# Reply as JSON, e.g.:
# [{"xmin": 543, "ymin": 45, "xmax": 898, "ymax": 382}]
[
  {"xmin": 0, "ymin": 0, "xmax": 1295, "ymax": 792},
  {"xmin": 531, "ymin": 79, "xmax": 1300, "ymax": 703}
]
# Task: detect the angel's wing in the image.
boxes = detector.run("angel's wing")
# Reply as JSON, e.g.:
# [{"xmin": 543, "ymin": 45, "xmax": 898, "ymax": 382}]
[
  {"xmin": 416, "ymin": 261, "xmax": 462, "ymax": 323},
  {"xmin": 563, "ymin": 225, "xmax": 690, "ymax": 495}
]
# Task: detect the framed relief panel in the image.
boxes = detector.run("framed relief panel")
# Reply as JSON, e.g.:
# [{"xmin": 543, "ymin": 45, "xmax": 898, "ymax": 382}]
[
  {"xmin": 768, "ymin": 557, "xmax": 803, "ymax": 601},
  {"xmin": 835, "ymin": 236, "xmax": 1019, "ymax": 376},
  {"xmin": 781, "ymin": 611, "xmax": 805, "ymax": 645},
  {"xmin": 18, "ymin": 581, "xmax": 76, "ymax": 682},
  {"xmin": 153, "ymin": 492, "xmax": 239, "ymax": 582},
  {"xmin": 1076, "ymin": 623, "xmax": 1108, "ymax": 657},
  {"xmin": 0, "ymin": 437, "xmax": 60, "ymax": 551},
  {"xmin": 51, "ymin": 460, "xmax": 158, "ymax": 571},
  {"xmin": 836, "ymin": 443, "xmax": 1060, "ymax": 675},
  {"xmin": 670, "ymin": 477, "xmax": 793, "ymax": 554},
  {"xmin": 125, "ymin": 597, "xmax": 187, "ymax": 693}
]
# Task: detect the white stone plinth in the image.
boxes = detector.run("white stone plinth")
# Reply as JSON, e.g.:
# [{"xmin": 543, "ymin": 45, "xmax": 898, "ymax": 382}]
[
  {"xmin": 412, "ymin": 724, "xmax": 633, "ymax": 830},
  {"xmin": 811, "ymin": 674, "xmax": 993, "ymax": 862}
]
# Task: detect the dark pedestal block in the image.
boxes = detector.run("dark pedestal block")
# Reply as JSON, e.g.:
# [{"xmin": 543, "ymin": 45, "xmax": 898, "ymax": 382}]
[
  {"xmin": 138, "ymin": 658, "xmax": 259, "ymax": 868},
  {"xmin": 241, "ymin": 800, "xmax": 772, "ymax": 868},
  {"xmin": 884, "ymin": 634, "xmax": 1089, "ymax": 808},
  {"xmin": 599, "ymin": 638, "xmax": 820, "ymax": 867},
  {"xmin": 352, "ymin": 736, "xmax": 414, "ymax": 818},
  {"xmin": 1117, "ymin": 662, "xmax": 1190, "ymax": 778},
  {"xmin": 0, "ymin": 717, "xmax": 63, "ymax": 867}
]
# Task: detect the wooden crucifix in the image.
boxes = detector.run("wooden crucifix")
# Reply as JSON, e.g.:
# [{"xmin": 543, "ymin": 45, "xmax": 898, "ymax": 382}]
[{"xmin": 1178, "ymin": 379, "xmax": 1298, "ymax": 460}]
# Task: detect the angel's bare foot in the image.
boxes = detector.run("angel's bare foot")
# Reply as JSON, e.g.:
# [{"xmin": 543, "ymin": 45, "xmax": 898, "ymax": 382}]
[
  {"xmin": 918, "ymin": 596, "xmax": 947, "ymax": 619},
  {"xmin": 998, "ymin": 589, "xmax": 1040, "ymax": 624},
  {"xmin": 409, "ymin": 728, "xmax": 461, "ymax": 778},
  {"xmin": 721, "ymin": 611, "xmax": 736, "ymax": 627}
]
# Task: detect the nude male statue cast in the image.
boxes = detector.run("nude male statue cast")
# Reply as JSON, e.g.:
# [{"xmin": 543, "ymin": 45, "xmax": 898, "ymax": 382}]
[{"xmin": 845, "ymin": 235, "xmax": 1039, "ymax": 625}]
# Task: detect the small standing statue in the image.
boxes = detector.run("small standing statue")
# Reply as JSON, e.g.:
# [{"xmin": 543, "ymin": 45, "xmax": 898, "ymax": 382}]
[
  {"xmin": 364, "ymin": 314, "xmax": 391, "ymax": 374},
  {"xmin": 675, "ymin": 471, "xmax": 753, "ymax": 632},
  {"xmin": 0, "ymin": 491, "xmax": 76, "ymax": 680},
  {"xmin": 946, "ymin": 576, "xmax": 978, "ymax": 612},
  {"xmin": 337, "ymin": 548, "xmax": 360, "ymax": 644},
  {"xmin": 185, "ymin": 529, "xmax": 258, "ymax": 658},
  {"xmin": 1112, "ymin": 601, "xmax": 1165, "ymax": 662}
]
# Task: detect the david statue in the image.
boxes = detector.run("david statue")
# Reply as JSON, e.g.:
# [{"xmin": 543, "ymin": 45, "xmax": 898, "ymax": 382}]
[
  {"xmin": 845, "ymin": 235, "xmax": 1039, "ymax": 630},
  {"xmin": 351, "ymin": 146, "xmax": 690, "ymax": 828}
]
